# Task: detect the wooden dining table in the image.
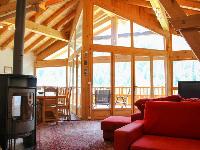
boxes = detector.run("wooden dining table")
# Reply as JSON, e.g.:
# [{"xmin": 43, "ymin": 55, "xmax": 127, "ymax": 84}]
[{"xmin": 36, "ymin": 95, "xmax": 66, "ymax": 124}]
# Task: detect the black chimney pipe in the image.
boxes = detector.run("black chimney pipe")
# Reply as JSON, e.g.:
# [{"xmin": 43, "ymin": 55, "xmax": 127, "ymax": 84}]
[{"xmin": 13, "ymin": 0, "xmax": 27, "ymax": 74}]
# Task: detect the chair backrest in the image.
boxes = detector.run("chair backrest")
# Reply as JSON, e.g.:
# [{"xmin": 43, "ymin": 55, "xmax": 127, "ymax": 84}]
[
  {"xmin": 144, "ymin": 101, "xmax": 200, "ymax": 139},
  {"xmin": 44, "ymin": 86, "xmax": 58, "ymax": 96},
  {"xmin": 95, "ymin": 89, "xmax": 110, "ymax": 105}
]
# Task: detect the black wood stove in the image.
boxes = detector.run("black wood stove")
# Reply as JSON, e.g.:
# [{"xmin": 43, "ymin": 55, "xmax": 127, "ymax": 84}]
[
  {"xmin": 0, "ymin": 75, "xmax": 37, "ymax": 149},
  {"xmin": 0, "ymin": 0, "xmax": 37, "ymax": 149}
]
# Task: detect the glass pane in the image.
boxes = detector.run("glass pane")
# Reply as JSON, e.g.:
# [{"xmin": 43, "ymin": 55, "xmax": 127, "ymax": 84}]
[
  {"xmin": 76, "ymin": 12, "xmax": 83, "ymax": 51},
  {"xmin": 172, "ymin": 34, "xmax": 191, "ymax": 51},
  {"xmin": 36, "ymin": 67, "xmax": 66, "ymax": 87},
  {"xmin": 135, "ymin": 56, "xmax": 150, "ymax": 100},
  {"xmin": 173, "ymin": 60, "xmax": 200, "ymax": 87},
  {"xmin": 93, "ymin": 52, "xmax": 111, "ymax": 109},
  {"xmin": 117, "ymin": 18, "xmax": 131, "ymax": 47},
  {"xmin": 72, "ymin": 58, "xmax": 76, "ymax": 113},
  {"xmin": 93, "ymin": 5, "xmax": 111, "ymax": 45},
  {"xmin": 77, "ymin": 55, "xmax": 82, "ymax": 117},
  {"xmin": 115, "ymin": 55, "xmax": 131, "ymax": 108},
  {"xmin": 153, "ymin": 57, "xmax": 166, "ymax": 98},
  {"xmin": 133, "ymin": 23, "xmax": 164, "ymax": 50}
]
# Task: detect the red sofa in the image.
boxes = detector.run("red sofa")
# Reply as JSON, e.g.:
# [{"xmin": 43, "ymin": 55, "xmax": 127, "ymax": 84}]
[
  {"xmin": 114, "ymin": 101, "xmax": 200, "ymax": 150},
  {"xmin": 101, "ymin": 95, "xmax": 182, "ymax": 141}
]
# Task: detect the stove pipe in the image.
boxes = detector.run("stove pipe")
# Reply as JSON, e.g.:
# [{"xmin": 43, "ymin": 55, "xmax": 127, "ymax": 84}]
[{"xmin": 13, "ymin": 0, "xmax": 27, "ymax": 75}]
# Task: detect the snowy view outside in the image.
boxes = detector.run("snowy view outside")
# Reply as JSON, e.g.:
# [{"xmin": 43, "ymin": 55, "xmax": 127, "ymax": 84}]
[
  {"xmin": 36, "ymin": 67, "xmax": 66, "ymax": 87},
  {"xmin": 173, "ymin": 60, "xmax": 200, "ymax": 87},
  {"xmin": 133, "ymin": 23, "xmax": 164, "ymax": 50},
  {"xmin": 172, "ymin": 34, "xmax": 191, "ymax": 51}
]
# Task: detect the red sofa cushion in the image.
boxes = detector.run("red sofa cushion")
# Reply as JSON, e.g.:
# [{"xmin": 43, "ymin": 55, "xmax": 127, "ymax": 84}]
[
  {"xmin": 131, "ymin": 135, "xmax": 200, "ymax": 150},
  {"xmin": 144, "ymin": 101, "xmax": 200, "ymax": 139},
  {"xmin": 101, "ymin": 116, "xmax": 131, "ymax": 131}
]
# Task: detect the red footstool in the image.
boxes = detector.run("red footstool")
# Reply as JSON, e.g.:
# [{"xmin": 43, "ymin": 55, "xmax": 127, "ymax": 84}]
[{"xmin": 101, "ymin": 116, "xmax": 131, "ymax": 141}]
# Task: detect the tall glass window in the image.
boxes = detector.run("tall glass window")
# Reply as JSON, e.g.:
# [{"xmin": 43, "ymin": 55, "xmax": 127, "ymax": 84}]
[
  {"xmin": 173, "ymin": 60, "xmax": 200, "ymax": 87},
  {"xmin": 172, "ymin": 34, "xmax": 191, "ymax": 51},
  {"xmin": 133, "ymin": 23, "xmax": 164, "ymax": 50}
]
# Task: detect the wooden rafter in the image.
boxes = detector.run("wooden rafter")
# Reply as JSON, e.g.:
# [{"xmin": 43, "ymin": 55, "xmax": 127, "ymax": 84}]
[
  {"xmin": 149, "ymin": 0, "xmax": 169, "ymax": 32},
  {"xmin": 34, "ymin": 38, "xmax": 56, "ymax": 55},
  {"xmin": 36, "ymin": 41, "xmax": 67, "ymax": 60},
  {"xmin": 42, "ymin": 0, "xmax": 77, "ymax": 25},
  {"xmin": 159, "ymin": 0, "xmax": 200, "ymax": 60},
  {"xmin": 170, "ymin": 14, "xmax": 200, "ymax": 29},
  {"xmin": 35, "ymin": 59, "xmax": 67, "ymax": 67}
]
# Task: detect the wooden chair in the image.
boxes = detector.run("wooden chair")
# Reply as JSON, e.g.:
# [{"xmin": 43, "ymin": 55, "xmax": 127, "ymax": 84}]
[
  {"xmin": 42, "ymin": 86, "xmax": 58, "ymax": 124},
  {"xmin": 57, "ymin": 87, "xmax": 72, "ymax": 120}
]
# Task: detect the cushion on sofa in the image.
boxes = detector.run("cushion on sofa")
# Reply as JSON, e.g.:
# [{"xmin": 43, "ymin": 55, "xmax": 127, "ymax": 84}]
[
  {"xmin": 101, "ymin": 116, "xmax": 131, "ymax": 131},
  {"xmin": 144, "ymin": 101, "xmax": 200, "ymax": 139},
  {"xmin": 135, "ymin": 95, "xmax": 182, "ymax": 114},
  {"xmin": 131, "ymin": 135, "xmax": 200, "ymax": 150}
]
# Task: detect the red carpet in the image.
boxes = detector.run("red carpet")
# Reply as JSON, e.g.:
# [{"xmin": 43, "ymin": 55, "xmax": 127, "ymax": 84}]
[{"xmin": 37, "ymin": 121, "xmax": 113, "ymax": 150}]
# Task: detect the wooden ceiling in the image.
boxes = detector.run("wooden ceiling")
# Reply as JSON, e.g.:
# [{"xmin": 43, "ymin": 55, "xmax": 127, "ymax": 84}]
[{"xmin": 0, "ymin": 0, "xmax": 199, "ymax": 60}]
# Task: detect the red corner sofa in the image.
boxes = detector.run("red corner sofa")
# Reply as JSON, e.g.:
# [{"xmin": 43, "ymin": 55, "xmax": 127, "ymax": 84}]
[
  {"xmin": 114, "ymin": 101, "xmax": 200, "ymax": 150},
  {"xmin": 101, "ymin": 95, "xmax": 182, "ymax": 141}
]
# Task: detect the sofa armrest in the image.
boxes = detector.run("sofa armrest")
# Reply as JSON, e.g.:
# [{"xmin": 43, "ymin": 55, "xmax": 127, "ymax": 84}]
[
  {"xmin": 131, "ymin": 112, "xmax": 143, "ymax": 122},
  {"xmin": 114, "ymin": 120, "xmax": 144, "ymax": 150}
]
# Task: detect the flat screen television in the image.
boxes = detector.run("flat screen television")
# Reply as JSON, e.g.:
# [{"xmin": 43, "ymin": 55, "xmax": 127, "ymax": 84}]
[{"xmin": 178, "ymin": 81, "xmax": 200, "ymax": 98}]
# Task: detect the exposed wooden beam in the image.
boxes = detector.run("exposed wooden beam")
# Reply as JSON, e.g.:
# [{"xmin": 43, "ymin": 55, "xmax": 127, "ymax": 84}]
[
  {"xmin": 24, "ymin": 0, "xmax": 75, "ymax": 53},
  {"xmin": 35, "ymin": 59, "xmax": 67, "ymax": 67},
  {"xmin": 93, "ymin": 0, "xmax": 165, "ymax": 35},
  {"xmin": 170, "ymin": 14, "xmax": 200, "ymax": 29},
  {"xmin": 37, "ymin": 41, "xmax": 67, "ymax": 60},
  {"xmin": 127, "ymin": 0, "xmax": 200, "ymax": 15},
  {"xmin": 170, "ymin": 50, "xmax": 196, "ymax": 60},
  {"xmin": 3, "ymin": 18, "xmax": 68, "ymax": 41},
  {"xmin": 159, "ymin": 0, "xmax": 200, "ymax": 60},
  {"xmin": 149, "ymin": 0, "xmax": 169, "ymax": 32},
  {"xmin": 92, "ymin": 44, "xmax": 167, "ymax": 56}
]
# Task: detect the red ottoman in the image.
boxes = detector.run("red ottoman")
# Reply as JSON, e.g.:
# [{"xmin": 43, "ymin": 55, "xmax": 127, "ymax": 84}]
[{"xmin": 101, "ymin": 116, "xmax": 131, "ymax": 141}]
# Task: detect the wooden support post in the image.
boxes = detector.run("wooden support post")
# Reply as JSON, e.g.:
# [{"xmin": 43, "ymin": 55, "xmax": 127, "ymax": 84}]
[
  {"xmin": 130, "ymin": 21, "xmax": 134, "ymax": 48},
  {"xmin": 165, "ymin": 34, "xmax": 173, "ymax": 96},
  {"xmin": 150, "ymin": 56, "xmax": 154, "ymax": 98},
  {"xmin": 82, "ymin": 0, "xmax": 93, "ymax": 120},
  {"xmin": 131, "ymin": 55, "xmax": 135, "ymax": 114},
  {"xmin": 111, "ymin": 52, "xmax": 115, "ymax": 115}
]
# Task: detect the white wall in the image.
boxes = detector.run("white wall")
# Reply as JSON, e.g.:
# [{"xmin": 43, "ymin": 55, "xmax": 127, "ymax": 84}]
[{"xmin": 0, "ymin": 48, "xmax": 35, "ymax": 75}]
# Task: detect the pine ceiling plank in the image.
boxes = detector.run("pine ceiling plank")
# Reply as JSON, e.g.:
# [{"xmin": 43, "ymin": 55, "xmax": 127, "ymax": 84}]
[{"xmin": 36, "ymin": 41, "xmax": 67, "ymax": 60}]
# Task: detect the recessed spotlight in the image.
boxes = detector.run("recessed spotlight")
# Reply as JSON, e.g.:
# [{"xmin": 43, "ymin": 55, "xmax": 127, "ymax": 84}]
[{"xmin": 0, "ymin": 25, "xmax": 3, "ymax": 29}]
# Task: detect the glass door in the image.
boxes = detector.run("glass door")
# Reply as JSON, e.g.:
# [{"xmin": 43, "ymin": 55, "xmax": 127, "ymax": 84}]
[
  {"xmin": 92, "ymin": 52, "xmax": 111, "ymax": 119},
  {"xmin": 114, "ymin": 54, "xmax": 132, "ymax": 116}
]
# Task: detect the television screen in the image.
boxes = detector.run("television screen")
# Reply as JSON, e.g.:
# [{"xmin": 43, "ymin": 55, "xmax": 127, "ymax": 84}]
[{"xmin": 178, "ymin": 81, "xmax": 200, "ymax": 98}]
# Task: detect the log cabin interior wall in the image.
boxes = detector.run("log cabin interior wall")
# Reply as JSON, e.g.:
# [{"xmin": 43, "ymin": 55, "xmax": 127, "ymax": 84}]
[{"xmin": 0, "ymin": 0, "xmax": 199, "ymax": 120}]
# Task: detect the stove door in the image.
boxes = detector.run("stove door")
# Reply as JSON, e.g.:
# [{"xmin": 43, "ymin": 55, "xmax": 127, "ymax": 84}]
[{"xmin": 8, "ymin": 88, "xmax": 36, "ymax": 136}]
